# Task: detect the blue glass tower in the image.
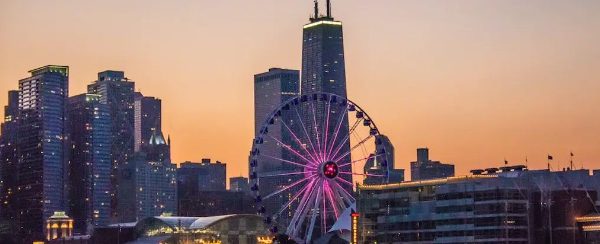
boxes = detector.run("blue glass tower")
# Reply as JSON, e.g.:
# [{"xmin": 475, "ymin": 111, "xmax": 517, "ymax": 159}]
[
  {"xmin": 67, "ymin": 93, "xmax": 111, "ymax": 233},
  {"xmin": 87, "ymin": 70, "xmax": 135, "ymax": 222},
  {"xmin": 16, "ymin": 65, "xmax": 69, "ymax": 240}
]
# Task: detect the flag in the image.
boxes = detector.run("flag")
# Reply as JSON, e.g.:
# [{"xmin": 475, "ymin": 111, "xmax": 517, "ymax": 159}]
[
  {"xmin": 571, "ymin": 152, "xmax": 574, "ymax": 157},
  {"xmin": 548, "ymin": 155, "xmax": 553, "ymax": 160}
]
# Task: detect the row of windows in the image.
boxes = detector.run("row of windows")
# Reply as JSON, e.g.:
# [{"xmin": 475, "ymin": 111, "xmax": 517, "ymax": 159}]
[
  {"xmin": 435, "ymin": 202, "xmax": 528, "ymax": 214},
  {"xmin": 375, "ymin": 229, "xmax": 528, "ymax": 242},
  {"xmin": 436, "ymin": 189, "xmax": 527, "ymax": 201}
]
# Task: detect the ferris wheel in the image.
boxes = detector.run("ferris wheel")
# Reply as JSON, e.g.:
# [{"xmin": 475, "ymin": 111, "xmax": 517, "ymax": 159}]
[{"xmin": 249, "ymin": 92, "xmax": 389, "ymax": 242}]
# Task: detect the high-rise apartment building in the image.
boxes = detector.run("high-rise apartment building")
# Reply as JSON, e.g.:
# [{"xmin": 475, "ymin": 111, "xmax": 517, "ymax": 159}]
[
  {"xmin": 87, "ymin": 70, "xmax": 135, "ymax": 221},
  {"xmin": 15, "ymin": 65, "xmax": 69, "ymax": 240},
  {"xmin": 67, "ymin": 94, "xmax": 112, "ymax": 233}
]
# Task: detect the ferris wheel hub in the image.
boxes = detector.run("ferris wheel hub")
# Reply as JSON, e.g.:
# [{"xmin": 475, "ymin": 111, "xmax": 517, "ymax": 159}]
[{"xmin": 321, "ymin": 161, "xmax": 339, "ymax": 179}]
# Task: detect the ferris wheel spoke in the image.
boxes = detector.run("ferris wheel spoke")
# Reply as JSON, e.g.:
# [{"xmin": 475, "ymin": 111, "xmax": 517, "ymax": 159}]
[
  {"xmin": 260, "ymin": 154, "xmax": 316, "ymax": 170},
  {"xmin": 294, "ymin": 107, "xmax": 320, "ymax": 164},
  {"xmin": 280, "ymin": 118, "xmax": 320, "ymax": 164},
  {"xmin": 288, "ymin": 178, "xmax": 318, "ymax": 234},
  {"xmin": 324, "ymin": 181, "xmax": 340, "ymax": 218},
  {"xmin": 310, "ymin": 102, "xmax": 324, "ymax": 162},
  {"xmin": 275, "ymin": 178, "xmax": 317, "ymax": 217},
  {"xmin": 338, "ymin": 153, "xmax": 384, "ymax": 168},
  {"xmin": 326, "ymin": 106, "xmax": 347, "ymax": 159},
  {"xmin": 289, "ymin": 179, "xmax": 320, "ymax": 237},
  {"xmin": 321, "ymin": 102, "xmax": 332, "ymax": 162},
  {"xmin": 335, "ymin": 176, "xmax": 354, "ymax": 187},
  {"xmin": 268, "ymin": 135, "xmax": 318, "ymax": 167},
  {"xmin": 332, "ymin": 134, "xmax": 374, "ymax": 163},
  {"xmin": 329, "ymin": 182, "xmax": 348, "ymax": 212},
  {"xmin": 259, "ymin": 171, "xmax": 307, "ymax": 178},
  {"xmin": 264, "ymin": 174, "xmax": 317, "ymax": 200},
  {"xmin": 305, "ymin": 184, "xmax": 322, "ymax": 242},
  {"xmin": 339, "ymin": 172, "xmax": 385, "ymax": 177},
  {"xmin": 322, "ymin": 185, "xmax": 327, "ymax": 235},
  {"xmin": 328, "ymin": 117, "xmax": 364, "ymax": 161},
  {"xmin": 352, "ymin": 128, "xmax": 371, "ymax": 161},
  {"xmin": 331, "ymin": 180, "xmax": 355, "ymax": 203}
]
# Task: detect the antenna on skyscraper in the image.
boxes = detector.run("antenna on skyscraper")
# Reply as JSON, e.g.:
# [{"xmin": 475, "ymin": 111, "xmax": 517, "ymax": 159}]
[
  {"xmin": 326, "ymin": 0, "xmax": 332, "ymax": 18},
  {"xmin": 314, "ymin": 0, "xmax": 319, "ymax": 19}
]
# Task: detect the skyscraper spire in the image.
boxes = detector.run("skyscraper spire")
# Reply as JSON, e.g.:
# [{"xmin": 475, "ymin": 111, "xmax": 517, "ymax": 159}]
[{"xmin": 326, "ymin": 0, "xmax": 332, "ymax": 18}]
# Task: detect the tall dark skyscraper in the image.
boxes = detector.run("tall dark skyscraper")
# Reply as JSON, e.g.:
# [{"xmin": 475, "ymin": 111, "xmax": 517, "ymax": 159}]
[
  {"xmin": 252, "ymin": 68, "xmax": 300, "ymax": 223},
  {"xmin": 87, "ymin": 70, "xmax": 135, "ymax": 222},
  {"xmin": 0, "ymin": 90, "xmax": 19, "ymax": 223},
  {"xmin": 301, "ymin": 1, "xmax": 347, "ymax": 98},
  {"xmin": 134, "ymin": 93, "xmax": 162, "ymax": 152},
  {"xmin": 67, "ymin": 94, "xmax": 111, "ymax": 233},
  {"xmin": 15, "ymin": 65, "xmax": 69, "ymax": 240},
  {"xmin": 300, "ymin": 0, "xmax": 353, "ymax": 190},
  {"xmin": 253, "ymin": 68, "xmax": 300, "ymax": 172}
]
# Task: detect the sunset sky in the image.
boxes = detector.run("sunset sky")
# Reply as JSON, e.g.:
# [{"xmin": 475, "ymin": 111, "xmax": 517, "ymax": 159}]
[{"xmin": 1, "ymin": 0, "xmax": 599, "ymax": 181}]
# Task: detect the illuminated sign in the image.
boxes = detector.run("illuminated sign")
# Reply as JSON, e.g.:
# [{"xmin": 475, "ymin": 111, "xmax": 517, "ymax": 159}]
[{"xmin": 351, "ymin": 212, "xmax": 359, "ymax": 244}]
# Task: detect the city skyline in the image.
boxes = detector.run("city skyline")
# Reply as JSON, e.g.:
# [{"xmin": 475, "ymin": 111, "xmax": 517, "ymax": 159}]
[{"xmin": 1, "ymin": 0, "xmax": 600, "ymax": 181}]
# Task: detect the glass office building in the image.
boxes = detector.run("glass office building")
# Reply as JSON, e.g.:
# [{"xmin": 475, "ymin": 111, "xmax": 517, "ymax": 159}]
[{"xmin": 16, "ymin": 65, "xmax": 69, "ymax": 240}]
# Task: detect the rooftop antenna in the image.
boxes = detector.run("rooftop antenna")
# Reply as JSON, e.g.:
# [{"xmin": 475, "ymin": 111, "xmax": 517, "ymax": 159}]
[
  {"xmin": 326, "ymin": 0, "xmax": 332, "ymax": 18},
  {"xmin": 314, "ymin": 0, "xmax": 319, "ymax": 19}
]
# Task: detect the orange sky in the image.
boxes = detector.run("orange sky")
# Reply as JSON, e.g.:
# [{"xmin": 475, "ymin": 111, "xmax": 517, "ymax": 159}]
[{"xmin": 1, "ymin": 0, "xmax": 599, "ymax": 181}]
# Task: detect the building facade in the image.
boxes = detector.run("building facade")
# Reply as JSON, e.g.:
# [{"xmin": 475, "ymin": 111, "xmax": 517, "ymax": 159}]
[
  {"xmin": 118, "ymin": 131, "xmax": 177, "ymax": 222},
  {"xmin": 357, "ymin": 168, "xmax": 600, "ymax": 243},
  {"xmin": 410, "ymin": 148, "xmax": 455, "ymax": 181},
  {"xmin": 178, "ymin": 191, "xmax": 256, "ymax": 217},
  {"xmin": 15, "ymin": 65, "xmax": 69, "ymax": 240},
  {"xmin": 67, "ymin": 94, "xmax": 112, "ymax": 233},
  {"xmin": 134, "ymin": 93, "xmax": 161, "ymax": 152},
  {"xmin": 230, "ymin": 176, "xmax": 250, "ymax": 193},
  {"xmin": 87, "ymin": 70, "xmax": 135, "ymax": 222},
  {"xmin": 0, "ymin": 90, "xmax": 19, "ymax": 223},
  {"xmin": 177, "ymin": 159, "xmax": 226, "ymax": 196},
  {"xmin": 252, "ymin": 68, "xmax": 300, "ymax": 222}
]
